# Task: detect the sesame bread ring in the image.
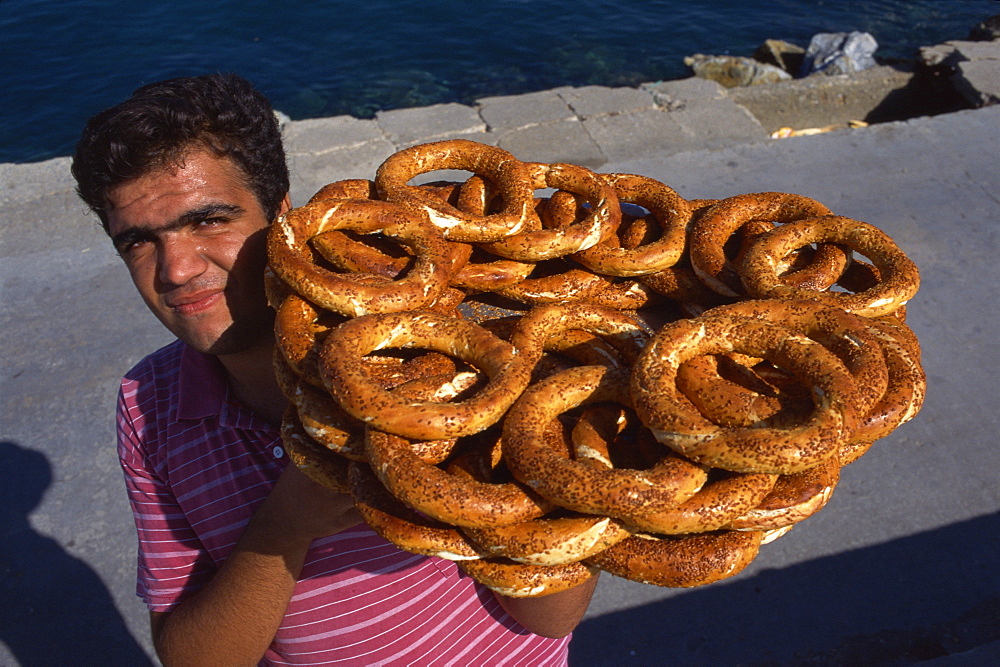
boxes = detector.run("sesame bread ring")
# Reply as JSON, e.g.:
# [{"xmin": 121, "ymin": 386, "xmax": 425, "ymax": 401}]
[
  {"xmin": 310, "ymin": 182, "xmax": 473, "ymax": 280},
  {"xmin": 621, "ymin": 468, "xmax": 779, "ymax": 535},
  {"xmin": 450, "ymin": 247, "xmax": 537, "ymax": 292},
  {"xmin": 688, "ymin": 192, "xmax": 845, "ymax": 297},
  {"xmin": 726, "ymin": 455, "xmax": 841, "ymax": 531},
  {"xmin": 275, "ymin": 347, "xmax": 465, "ymax": 464},
  {"xmin": 347, "ymin": 462, "xmax": 484, "ymax": 561},
  {"xmin": 586, "ymin": 530, "xmax": 763, "ymax": 588},
  {"xmin": 593, "ymin": 278, "xmax": 668, "ymax": 310},
  {"xmin": 457, "ymin": 557, "xmax": 598, "ymax": 598},
  {"xmin": 448, "ymin": 435, "xmax": 631, "ymax": 565},
  {"xmin": 571, "ymin": 173, "xmax": 690, "ymax": 276},
  {"xmin": 532, "ymin": 190, "xmax": 592, "ymax": 239},
  {"xmin": 374, "ymin": 139, "xmax": 538, "ymax": 242},
  {"xmin": 509, "ymin": 303, "xmax": 649, "ymax": 368},
  {"xmin": 478, "ymin": 162, "xmax": 621, "ymax": 261},
  {"xmin": 264, "ymin": 266, "xmax": 293, "ymax": 311},
  {"xmin": 461, "ymin": 512, "xmax": 632, "ymax": 567},
  {"xmin": 566, "ymin": 401, "xmax": 778, "ymax": 535},
  {"xmin": 704, "ymin": 299, "xmax": 890, "ymax": 418},
  {"xmin": 365, "ymin": 426, "xmax": 551, "ymax": 528},
  {"xmin": 729, "ymin": 218, "xmax": 845, "ymax": 291},
  {"xmin": 503, "ymin": 365, "xmax": 710, "ymax": 520},
  {"xmin": 631, "ymin": 315, "xmax": 858, "ymax": 474},
  {"xmin": 319, "ymin": 310, "xmax": 532, "ymax": 440},
  {"xmin": 280, "ymin": 407, "xmax": 351, "ymax": 493},
  {"xmin": 390, "ymin": 370, "xmax": 493, "ymax": 464},
  {"xmin": 740, "ymin": 215, "xmax": 920, "ymax": 317},
  {"xmin": 274, "ymin": 293, "xmax": 348, "ymax": 388},
  {"xmin": 276, "ymin": 292, "xmax": 457, "ymax": 393},
  {"xmin": 307, "ymin": 178, "xmax": 378, "ymax": 203},
  {"xmin": 639, "ymin": 266, "xmax": 734, "ymax": 309},
  {"xmin": 311, "ymin": 228, "xmax": 470, "ymax": 281},
  {"xmin": 275, "ymin": 350, "xmax": 367, "ymax": 461},
  {"xmin": 496, "ymin": 261, "xmax": 614, "ymax": 304},
  {"xmin": 541, "ymin": 330, "xmax": 639, "ymax": 371},
  {"xmin": 846, "ymin": 317, "xmax": 925, "ymax": 446},
  {"xmin": 267, "ymin": 198, "xmax": 456, "ymax": 317}
]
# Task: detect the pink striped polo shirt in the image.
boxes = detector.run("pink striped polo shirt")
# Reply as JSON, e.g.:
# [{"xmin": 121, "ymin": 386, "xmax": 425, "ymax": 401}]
[{"xmin": 117, "ymin": 339, "xmax": 570, "ymax": 665}]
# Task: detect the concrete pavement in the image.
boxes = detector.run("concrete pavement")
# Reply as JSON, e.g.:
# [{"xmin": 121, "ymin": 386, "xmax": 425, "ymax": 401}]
[{"xmin": 2, "ymin": 55, "xmax": 999, "ymax": 664}]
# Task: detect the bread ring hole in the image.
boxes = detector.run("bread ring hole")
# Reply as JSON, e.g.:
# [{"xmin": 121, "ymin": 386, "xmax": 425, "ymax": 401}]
[
  {"xmin": 569, "ymin": 404, "xmax": 666, "ymax": 472},
  {"xmin": 537, "ymin": 190, "xmax": 588, "ymax": 229},
  {"xmin": 828, "ymin": 257, "xmax": 880, "ymax": 293},
  {"xmin": 618, "ymin": 209, "xmax": 659, "ymax": 249},
  {"xmin": 676, "ymin": 354, "xmax": 815, "ymax": 429},
  {"xmin": 446, "ymin": 426, "xmax": 522, "ymax": 485},
  {"xmin": 311, "ymin": 229, "xmax": 416, "ymax": 278},
  {"xmin": 359, "ymin": 348, "xmax": 462, "ymax": 390},
  {"xmin": 409, "ymin": 169, "xmax": 475, "ymax": 188}
]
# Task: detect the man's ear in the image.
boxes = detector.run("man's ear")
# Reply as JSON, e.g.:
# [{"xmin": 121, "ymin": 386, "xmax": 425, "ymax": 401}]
[{"xmin": 277, "ymin": 193, "xmax": 292, "ymax": 218}]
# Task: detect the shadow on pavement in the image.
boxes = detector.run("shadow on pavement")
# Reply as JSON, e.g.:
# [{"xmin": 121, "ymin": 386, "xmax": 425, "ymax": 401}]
[
  {"xmin": 0, "ymin": 440, "xmax": 153, "ymax": 665},
  {"xmin": 571, "ymin": 512, "xmax": 1000, "ymax": 666}
]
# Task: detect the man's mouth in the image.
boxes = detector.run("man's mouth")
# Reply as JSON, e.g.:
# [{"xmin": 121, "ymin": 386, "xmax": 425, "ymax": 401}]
[{"xmin": 167, "ymin": 290, "xmax": 224, "ymax": 315}]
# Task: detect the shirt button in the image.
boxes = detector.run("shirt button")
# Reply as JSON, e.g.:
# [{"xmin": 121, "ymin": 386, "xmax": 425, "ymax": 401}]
[{"xmin": 272, "ymin": 445, "xmax": 285, "ymax": 459}]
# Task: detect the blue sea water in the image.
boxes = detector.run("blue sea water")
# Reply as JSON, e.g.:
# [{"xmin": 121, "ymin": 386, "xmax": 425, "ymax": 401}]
[{"xmin": 1, "ymin": 0, "xmax": 995, "ymax": 163}]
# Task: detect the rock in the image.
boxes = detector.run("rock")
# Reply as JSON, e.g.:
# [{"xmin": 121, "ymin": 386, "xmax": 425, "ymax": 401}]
[
  {"xmin": 919, "ymin": 43, "xmax": 960, "ymax": 68},
  {"xmin": 683, "ymin": 54, "xmax": 792, "ymax": 88},
  {"xmin": 968, "ymin": 15, "xmax": 1000, "ymax": 41},
  {"xmin": 799, "ymin": 31, "xmax": 878, "ymax": 77},
  {"xmin": 918, "ymin": 40, "xmax": 1000, "ymax": 108},
  {"xmin": 754, "ymin": 39, "xmax": 806, "ymax": 75}
]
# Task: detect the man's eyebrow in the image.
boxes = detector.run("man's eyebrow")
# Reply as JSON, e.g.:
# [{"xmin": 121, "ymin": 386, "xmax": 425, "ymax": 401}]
[
  {"xmin": 176, "ymin": 202, "xmax": 246, "ymax": 225},
  {"xmin": 110, "ymin": 202, "xmax": 247, "ymax": 250}
]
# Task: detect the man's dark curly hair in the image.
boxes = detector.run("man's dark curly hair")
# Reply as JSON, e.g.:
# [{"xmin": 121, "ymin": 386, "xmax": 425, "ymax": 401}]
[{"xmin": 71, "ymin": 73, "xmax": 289, "ymax": 233}]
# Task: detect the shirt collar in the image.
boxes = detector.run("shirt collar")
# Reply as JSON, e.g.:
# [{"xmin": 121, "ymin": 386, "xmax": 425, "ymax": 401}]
[
  {"xmin": 176, "ymin": 344, "xmax": 228, "ymax": 420},
  {"xmin": 174, "ymin": 343, "xmax": 279, "ymax": 433}
]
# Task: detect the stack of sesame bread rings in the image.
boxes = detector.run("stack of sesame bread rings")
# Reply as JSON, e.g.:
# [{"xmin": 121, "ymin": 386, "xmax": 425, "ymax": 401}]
[{"xmin": 266, "ymin": 139, "xmax": 924, "ymax": 597}]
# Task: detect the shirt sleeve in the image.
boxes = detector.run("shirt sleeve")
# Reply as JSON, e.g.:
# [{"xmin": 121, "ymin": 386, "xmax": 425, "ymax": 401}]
[{"xmin": 116, "ymin": 381, "xmax": 216, "ymax": 612}]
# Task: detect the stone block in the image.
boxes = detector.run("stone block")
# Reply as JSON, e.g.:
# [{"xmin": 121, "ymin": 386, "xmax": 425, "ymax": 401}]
[
  {"xmin": 951, "ymin": 40, "xmax": 1000, "ymax": 62},
  {"xmin": 491, "ymin": 119, "xmax": 604, "ymax": 167},
  {"xmin": 557, "ymin": 85, "xmax": 656, "ymax": 119},
  {"xmin": 476, "ymin": 89, "xmax": 575, "ymax": 130},
  {"xmin": 582, "ymin": 108, "xmax": 697, "ymax": 162},
  {"xmin": 641, "ymin": 77, "xmax": 727, "ymax": 109},
  {"xmin": 955, "ymin": 59, "xmax": 1000, "ymax": 106},
  {"xmin": 282, "ymin": 116, "xmax": 384, "ymax": 155},
  {"xmin": 375, "ymin": 102, "xmax": 485, "ymax": 146},
  {"xmin": 0, "ymin": 157, "xmax": 76, "ymax": 207},
  {"xmin": 287, "ymin": 141, "xmax": 395, "ymax": 205},
  {"xmin": 668, "ymin": 98, "xmax": 768, "ymax": 147}
]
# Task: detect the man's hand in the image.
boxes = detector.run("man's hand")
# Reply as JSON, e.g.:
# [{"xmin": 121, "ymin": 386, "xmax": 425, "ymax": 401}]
[
  {"xmin": 495, "ymin": 573, "xmax": 600, "ymax": 638},
  {"xmin": 150, "ymin": 463, "xmax": 361, "ymax": 666},
  {"xmin": 251, "ymin": 463, "xmax": 363, "ymax": 549}
]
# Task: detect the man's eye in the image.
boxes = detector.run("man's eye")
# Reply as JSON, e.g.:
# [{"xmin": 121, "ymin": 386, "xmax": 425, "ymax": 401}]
[
  {"xmin": 117, "ymin": 238, "xmax": 148, "ymax": 255},
  {"xmin": 198, "ymin": 217, "xmax": 228, "ymax": 227}
]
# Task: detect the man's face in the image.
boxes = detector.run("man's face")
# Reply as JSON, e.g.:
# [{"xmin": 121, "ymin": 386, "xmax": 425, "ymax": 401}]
[{"xmin": 106, "ymin": 148, "xmax": 288, "ymax": 356}]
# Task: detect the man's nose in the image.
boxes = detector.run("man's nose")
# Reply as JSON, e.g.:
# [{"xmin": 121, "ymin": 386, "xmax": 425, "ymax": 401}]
[{"xmin": 157, "ymin": 235, "xmax": 209, "ymax": 286}]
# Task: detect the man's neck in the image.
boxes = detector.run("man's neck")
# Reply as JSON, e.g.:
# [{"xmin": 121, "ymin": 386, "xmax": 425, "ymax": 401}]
[{"xmin": 217, "ymin": 340, "xmax": 287, "ymax": 426}]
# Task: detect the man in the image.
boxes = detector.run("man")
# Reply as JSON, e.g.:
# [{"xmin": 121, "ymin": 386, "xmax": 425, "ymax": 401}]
[{"xmin": 72, "ymin": 73, "xmax": 597, "ymax": 665}]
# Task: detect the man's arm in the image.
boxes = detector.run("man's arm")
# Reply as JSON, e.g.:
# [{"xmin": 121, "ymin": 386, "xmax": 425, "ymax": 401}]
[
  {"xmin": 495, "ymin": 573, "xmax": 600, "ymax": 638},
  {"xmin": 149, "ymin": 464, "xmax": 362, "ymax": 666}
]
